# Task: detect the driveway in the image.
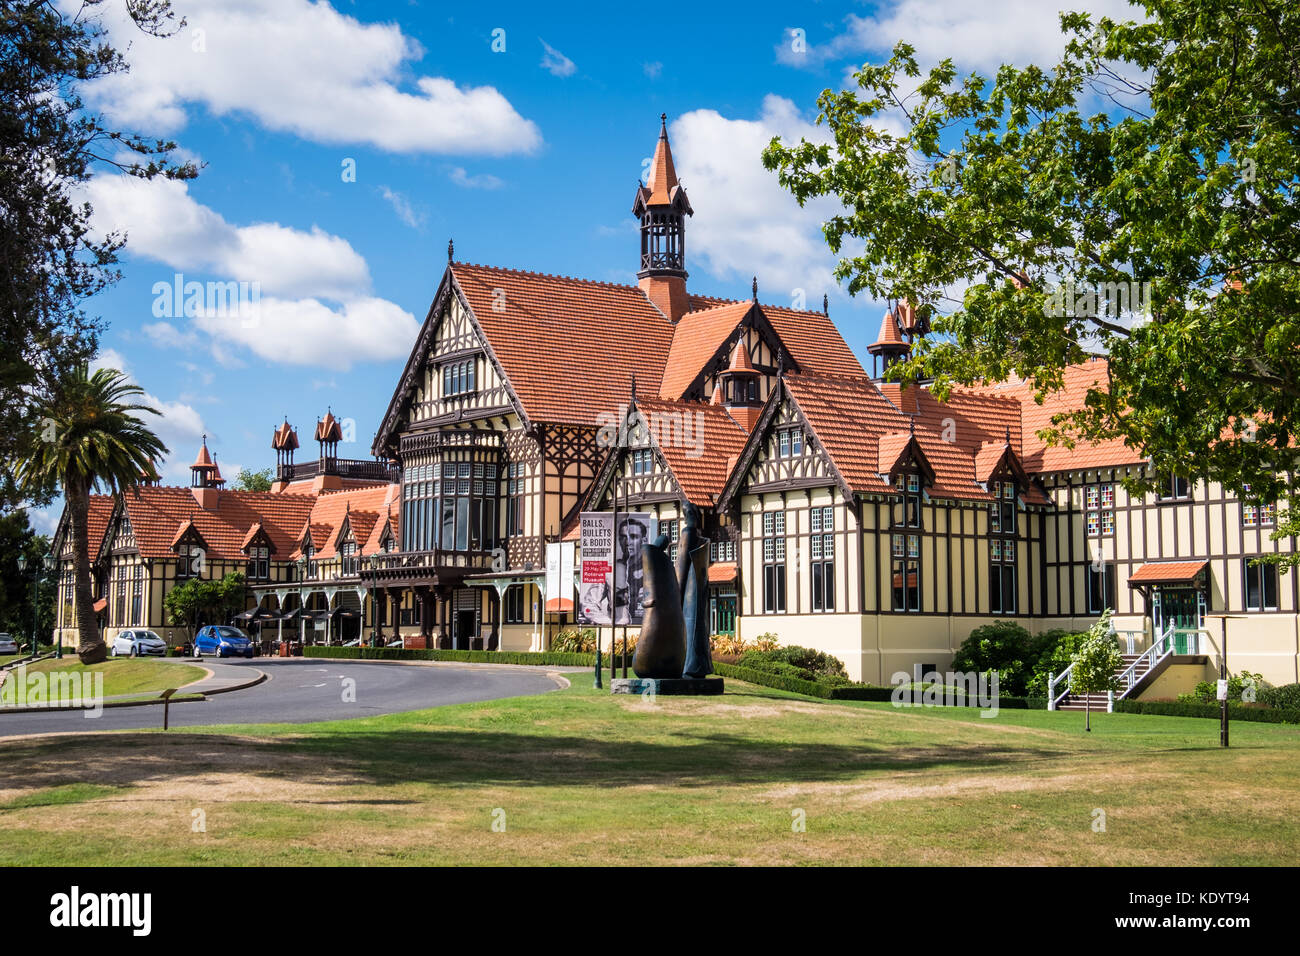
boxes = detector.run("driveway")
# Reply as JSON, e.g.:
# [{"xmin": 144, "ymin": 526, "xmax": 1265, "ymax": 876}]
[{"xmin": 0, "ymin": 658, "xmax": 571, "ymax": 736}]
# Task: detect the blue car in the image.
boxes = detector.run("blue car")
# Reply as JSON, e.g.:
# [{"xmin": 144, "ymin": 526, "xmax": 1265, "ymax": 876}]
[{"xmin": 194, "ymin": 625, "xmax": 256, "ymax": 658}]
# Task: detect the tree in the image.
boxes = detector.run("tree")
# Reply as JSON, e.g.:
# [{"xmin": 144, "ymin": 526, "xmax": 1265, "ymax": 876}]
[
  {"xmin": 232, "ymin": 468, "xmax": 273, "ymax": 492},
  {"xmin": 164, "ymin": 572, "xmax": 248, "ymax": 638},
  {"xmin": 1069, "ymin": 611, "xmax": 1122, "ymax": 731},
  {"xmin": 0, "ymin": 0, "xmax": 195, "ymax": 513},
  {"xmin": 763, "ymin": 0, "xmax": 1300, "ymax": 562},
  {"xmin": 14, "ymin": 365, "xmax": 167, "ymax": 664},
  {"xmin": 0, "ymin": 510, "xmax": 54, "ymax": 643}
]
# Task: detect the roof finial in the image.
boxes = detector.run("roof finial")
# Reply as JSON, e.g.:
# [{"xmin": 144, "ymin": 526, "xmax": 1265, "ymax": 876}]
[
  {"xmin": 751, "ymin": 276, "xmax": 758, "ymax": 302},
  {"xmin": 1005, "ymin": 425, "xmax": 1012, "ymax": 445},
  {"xmin": 909, "ymin": 416, "xmax": 916, "ymax": 436},
  {"xmin": 630, "ymin": 372, "xmax": 637, "ymax": 402},
  {"xmin": 777, "ymin": 350, "xmax": 785, "ymax": 379},
  {"xmin": 447, "ymin": 238, "xmax": 454, "ymax": 263},
  {"xmin": 823, "ymin": 293, "xmax": 829, "ymax": 316},
  {"xmin": 659, "ymin": 112, "xmax": 667, "ymax": 135}
]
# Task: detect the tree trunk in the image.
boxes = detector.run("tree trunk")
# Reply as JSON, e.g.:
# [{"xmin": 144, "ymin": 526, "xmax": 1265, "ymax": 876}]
[
  {"xmin": 1085, "ymin": 697, "xmax": 1091, "ymax": 732},
  {"xmin": 67, "ymin": 476, "xmax": 107, "ymax": 665}
]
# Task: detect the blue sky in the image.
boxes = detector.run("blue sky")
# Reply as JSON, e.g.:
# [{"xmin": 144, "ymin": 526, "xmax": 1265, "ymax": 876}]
[{"xmin": 38, "ymin": 0, "xmax": 1138, "ymax": 533}]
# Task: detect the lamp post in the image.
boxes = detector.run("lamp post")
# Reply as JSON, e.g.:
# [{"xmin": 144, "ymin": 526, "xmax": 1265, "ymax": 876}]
[
  {"xmin": 295, "ymin": 556, "xmax": 307, "ymax": 649},
  {"xmin": 16, "ymin": 554, "xmax": 55, "ymax": 657}
]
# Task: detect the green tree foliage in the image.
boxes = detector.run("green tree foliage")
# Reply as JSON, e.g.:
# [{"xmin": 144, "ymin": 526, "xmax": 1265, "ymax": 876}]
[
  {"xmin": 1069, "ymin": 611, "xmax": 1123, "ymax": 731},
  {"xmin": 14, "ymin": 366, "xmax": 167, "ymax": 663},
  {"xmin": 232, "ymin": 468, "xmax": 273, "ymax": 492},
  {"xmin": 0, "ymin": 0, "xmax": 195, "ymax": 511},
  {"xmin": 0, "ymin": 510, "xmax": 54, "ymax": 643},
  {"xmin": 763, "ymin": 1, "xmax": 1300, "ymax": 562},
  {"xmin": 950, "ymin": 621, "xmax": 1059, "ymax": 696},
  {"xmin": 163, "ymin": 572, "xmax": 248, "ymax": 636}
]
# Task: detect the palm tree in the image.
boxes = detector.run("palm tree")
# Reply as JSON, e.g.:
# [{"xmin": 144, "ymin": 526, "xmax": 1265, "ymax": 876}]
[{"xmin": 15, "ymin": 365, "xmax": 167, "ymax": 664}]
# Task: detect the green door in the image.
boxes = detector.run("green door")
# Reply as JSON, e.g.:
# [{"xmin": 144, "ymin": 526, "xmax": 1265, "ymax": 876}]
[
  {"xmin": 1159, "ymin": 588, "xmax": 1200, "ymax": 652},
  {"xmin": 711, "ymin": 594, "xmax": 736, "ymax": 636}
]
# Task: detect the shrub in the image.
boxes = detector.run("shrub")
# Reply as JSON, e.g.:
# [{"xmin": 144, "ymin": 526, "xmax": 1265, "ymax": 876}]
[
  {"xmin": 550, "ymin": 628, "xmax": 598, "ymax": 653},
  {"xmin": 1186, "ymin": 671, "xmax": 1270, "ymax": 704},
  {"xmin": 1261, "ymin": 683, "xmax": 1300, "ymax": 710},
  {"xmin": 737, "ymin": 645, "xmax": 848, "ymax": 684},
  {"xmin": 1025, "ymin": 628, "xmax": 1088, "ymax": 698},
  {"xmin": 951, "ymin": 621, "xmax": 1037, "ymax": 696}
]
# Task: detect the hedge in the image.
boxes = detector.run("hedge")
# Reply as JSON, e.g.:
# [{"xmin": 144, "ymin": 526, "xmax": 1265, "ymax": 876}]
[
  {"xmin": 712, "ymin": 662, "xmax": 836, "ymax": 698},
  {"xmin": 1111, "ymin": 698, "xmax": 1300, "ymax": 724},
  {"xmin": 303, "ymin": 646, "xmax": 634, "ymax": 668}
]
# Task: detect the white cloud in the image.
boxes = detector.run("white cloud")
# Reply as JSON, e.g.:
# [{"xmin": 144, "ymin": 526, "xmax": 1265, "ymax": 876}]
[
  {"xmin": 777, "ymin": 0, "xmax": 1141, "ymax": 74},
  {"xmin": 85, "ymin": 175, "xmax": 370, "ymax": 300},
  {"xmin": 378, "ymin": 186, "xmax": 426, "ymax": 229},
  {"xmin": 448, "ymin": 167, "xmax": 504, "ymax": 190},
  {"xmin": 76, "ymin": 0, "xmax": 541, "ymax": 155},
  {"xmin": 539, "ymin": 38, "xmax": 577, "ymax": 77},
  {"xmin": 193, "ymin": 297, "xmax": 418, "ymax": 371},
  {"xmin": 143, "ymin": 322, "xmax": 200, "ymax": 350},
  {"xmin": 90, "ymin": 348, "xmax": 207, "ymax": 483},
  {"xmin": 672, "ymin": 97, "xmax": 851, "ymax": 306},
  {"xmin": 643, "ymin": 62, "xmax": 663, "ymax": 79}
]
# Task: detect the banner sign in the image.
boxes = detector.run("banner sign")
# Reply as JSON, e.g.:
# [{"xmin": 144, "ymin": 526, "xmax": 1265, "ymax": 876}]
[{"xmin": 578, "ymin": 511, "xmax": 656, "ymax": 625}]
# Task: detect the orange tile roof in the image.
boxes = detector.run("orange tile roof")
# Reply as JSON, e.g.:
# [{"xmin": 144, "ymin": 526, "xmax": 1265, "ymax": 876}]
[
  {"xmin": 633, "ymin": 397, "xmax": 749, "ymax": 506},
  {"xmin": 272, "ymin": 420, "xmax": 298, "ymax": 451},
  {"xmin": 315, "ymin": 412, "xmax": 343, "ymax": 443},
  {"xmin": 974, "ymin": 441, "xmax": 1011, "ymax": 483},
  {"xmin": 728, "ymin": 339, "xmax": 756, "ymax": 373},
  {"xmin": 452, "ymin": 262, "xmax": 677, "ymax": 427},
  {"xmin": 965, "ymin": 359, "xmax": 1145, "ymax": 472},
  {"xmin": 867, "ymin": 312, "xmax": 907, "ymax": 353},
  {"xmin": 122, "ymin": 487, "xmax": 317, "ymax": 561},
  {"xmin": 301, "ymin": 484, "xmax": 399, "ymax": 561},
  {"xmin": 658, "ymin": 302, "xmax": 751, "ymax": 400},
  {"xmin": 1128, "ymin": 560, "xmax": 1208, "ymax": 585},
  {"xmin": 642, "ymin": 114, "xmax": 682, "ymax": 207},
  {"xmin": 192, "ymin": 437, "xmax": 214, "ymax": 469},
  {"xmin": 708, "ymin": 561, "xmax": 737, "ymax": 584},
  {"xmin": 760, "ymin": 302, "xmax": 865, "ymax": 379},
  {"xmin": 876, "ymin": 383, "xmax": 1023, "ymax": 458}
]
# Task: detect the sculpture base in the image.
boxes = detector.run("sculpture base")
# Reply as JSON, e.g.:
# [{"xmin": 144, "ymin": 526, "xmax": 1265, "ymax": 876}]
[{"xmin": 611, "ymin": 677, "xmax": 724, "ymax": 696}]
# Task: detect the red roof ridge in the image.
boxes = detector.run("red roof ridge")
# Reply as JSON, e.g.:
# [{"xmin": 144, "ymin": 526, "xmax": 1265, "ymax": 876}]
[{"xmin": 453, "ymin": 261, "xmax": 646, "ymax": 295}]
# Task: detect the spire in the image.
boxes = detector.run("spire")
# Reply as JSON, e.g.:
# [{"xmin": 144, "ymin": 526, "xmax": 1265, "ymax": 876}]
[
  {"xmin": 633, "ymin": 114, "xmax": 693, "ymax": 322},
  {"xmin": 644, "ymin": 112, "xmax": 681, "ymax": 206}
]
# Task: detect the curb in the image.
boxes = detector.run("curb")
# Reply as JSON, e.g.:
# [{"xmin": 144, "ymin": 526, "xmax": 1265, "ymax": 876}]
[{"xmin": 0, "ymin": 667, "xmax": 267, "ymax": 715}]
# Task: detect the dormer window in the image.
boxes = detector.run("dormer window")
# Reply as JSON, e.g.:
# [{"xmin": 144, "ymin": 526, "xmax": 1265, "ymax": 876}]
[
  {"xmin": 442, "ymin": 358, "xmax": 477, "ymax": 397},
  {"xmin": 246, "ymin": 546, "xmax": 270, "ymax": 580},
  {"xmin": 894, "ymin": 473, "xmax": 922, "ymax": 528},
  {"xmin": 631, "ymin": 448, "xmax": 654, "ymax": 475},
  {"xmin": 777, "ymin": 427, "xmax": 803, "ymax": 459},
  {"xmin": 340, "ymin": 540, "xmax": 357, "ymax": 576},
  {"xmin": 990, "ymin": 479, "xmax": 1017, "ymax": 534},
  {"xmin": 304, "ymin": 543, "xmax": 317, "ymax": 579}
]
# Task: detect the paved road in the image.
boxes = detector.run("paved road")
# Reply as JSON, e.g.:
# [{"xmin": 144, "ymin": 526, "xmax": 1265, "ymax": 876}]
[{"xmin": 0, "ymin": 658, "xmax": 569, "ymax": 736}]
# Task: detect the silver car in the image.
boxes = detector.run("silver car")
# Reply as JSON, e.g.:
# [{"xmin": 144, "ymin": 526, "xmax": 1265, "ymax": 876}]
[
  {"xmin": 0, "ymin": 633, "xmax": 18, "ymax": 655},
  {"xmin": 111, "ymin": 629, "xmax": 168, "ymax": 657}
]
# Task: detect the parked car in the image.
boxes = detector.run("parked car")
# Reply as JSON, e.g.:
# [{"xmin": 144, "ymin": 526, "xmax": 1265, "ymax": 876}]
[
  {"xmin": 0, "ymin": 633, "xmax": 19, "ymax": 655},
  {"xmin": 111, "ymin": 629, "xmax": 168, "ymax": 657},
  {"xmin": 194, "ymin": 625, "xmax": 256, "ymax": 658}
]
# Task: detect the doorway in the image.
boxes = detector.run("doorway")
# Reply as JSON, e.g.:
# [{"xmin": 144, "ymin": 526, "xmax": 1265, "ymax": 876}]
[
  {"xmin": 1155, "ymin": 587, "xmax": 1203, "ymax": 652},
  {"xmin": 455, "ymin": 609, "xmax": 477, "ymax": 650}
]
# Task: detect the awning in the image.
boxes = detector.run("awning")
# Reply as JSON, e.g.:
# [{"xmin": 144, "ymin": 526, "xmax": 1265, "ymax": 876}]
[
  {"xmin": 92, "ymin": 597, "xmax": 107, "ymax": 614},
  {"xmin": 1128, "ymin": 561, "xmax": 1208, "ymax": 586},
  {"xmin": 708, "ymin": 562, "xmax": 737, "ymax": 584},
  {"xmin": 544, "ymin": 597, "xmax": 573, "ymax": 614},
  {"xmin": 232, "ymin": 607, "xmax": 280, "ymax": 623}
]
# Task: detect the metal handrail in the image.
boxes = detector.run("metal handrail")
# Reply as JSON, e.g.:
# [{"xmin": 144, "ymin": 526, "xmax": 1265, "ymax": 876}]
[
  {"xmin": 1048, "ymin": 661, "xmax": 1075, "ymax": 711},
  {"xmin": 1115, "ymin": 621, "xmax": 1176, "ymax": 699}
]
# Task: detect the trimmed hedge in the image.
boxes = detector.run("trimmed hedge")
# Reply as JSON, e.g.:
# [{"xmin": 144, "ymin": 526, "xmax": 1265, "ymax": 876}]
[
  {"xmin": 303, "ymin": 646, "xmax": 634, "ymax": 668},
  {"xmin": 712, "ymin": 662, "xmax": 836, "ymax": 698},
  {"xmin": 1112, "ymin": 698, "xmax": 1300, "ymax": 724}
]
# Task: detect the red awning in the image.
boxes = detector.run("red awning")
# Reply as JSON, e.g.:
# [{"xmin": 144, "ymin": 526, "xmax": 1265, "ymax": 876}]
[
  {"xmin": 708, "ymin": 562, "xmax": 737, "ymax": 584},
  {"xmin": 544, "ymin": 597, "xmax": 574, "ymax": 614},
  {"xmin": 1127, "ymin": 561, "xmax": 1208, "ymax": 586},
  {"xmin": 92, "ymin": 597, "xmax": 108, "ymax": 614}
]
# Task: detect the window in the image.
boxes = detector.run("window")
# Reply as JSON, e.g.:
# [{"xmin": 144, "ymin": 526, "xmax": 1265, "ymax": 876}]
[
  {"xmin": 246, "ymin": 545, "xmax": 270, "ymax": 580},
  {"xmin": 507, "ymin": 463, "xmax": 524, "ymax": 536},
  {"xmin": 990, "ymin": 479, "xmax": 1017, "ymax": 534},
  {"xmin": 631, "ymin": 448, "xmax": 654, "ymax": 475},
  {"xmin": 1087, "ymin": 562, "xmax": 1117, "ymax": 614},
  {"xmin": 1157, "ymin": 473, "xmax": 1191, "ymax": 499},
  {"xmin": 762, "ymin": 511, "xmax": 786, "ymax": 613},
  {"xmin": 894, "ymin": 473, "xmax": 922, "ymax": 528},
  {"xmin": 176, "ymin": 543, "xmax": 201, "ymax": 579},
  {"xmin": 989, "ymin": 539, "xmax": 1017, "ymax": 613},
  {"xmin": 810, "ymin": 506, "xmax": 834, "ymax": 611},
  {"xmin": 776, "ymin": 427, "xmax": 803, "ymax": 458},
  {"xmin": 401, "ymin": 463, "xmax": 439, "ymax": 552},
  {"xmin": 663, "ymin": 519, "xmax": 680, "ymax": 564},
  {"xmin": 710, "ymin": 538, "xmax": 736, "ymax": 563},
  {"xmin": 130, "ymin": 565, "xmax": 143, "ymax": 623},
  {"xmin": 504, "ymin": 585, "xmax": 526, "ymax": 623},
  {"xmin": 892, "ymin": 533, "xmax": 921, "ymax": 613},
  {"xmin": 1083, "ymin": 482, "xmax": 1114, "ymax": 539},
  {"xmin": 1242, "ymin": 499, "xmax": 1275, "ymax": 528},
  {"xmin": 340, "ymin": 540, "xmax": 358, "ymax": 576},
  {"xmin": 304, "ymin": 543, "xmax": 317, "ymax": 580},
  {"xmin": 1243, "ymin": 559, "xmax": 1279, "ymax": 611},
  {"xmin": 442, "ymin": 358, "xmax": 477, "ymax": 397}
]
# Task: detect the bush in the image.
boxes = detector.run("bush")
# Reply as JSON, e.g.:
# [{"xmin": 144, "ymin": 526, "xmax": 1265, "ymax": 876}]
[
  {"xmin": 1184, "ymin": 671, "xmax": 1270, "ymax": 704},
  {"xmin": 951, "ymin": 621, "xmax": 1038, "ymax": 696},
  {"xmin": 736, "ymin": 645, "xmax": 848, "ymax": 684},
  {"xmin": 1113, "ymin": 698, "xmax": 1300, "ymax": 724},
  {"xmin": 1261, "ymin": 683, "xmax": 1300, "ymax": 710},
  {"xmin": 550, "ymin": 628, "xmax": 599, "ymax": 653},
  {"xmin": 1024, "ymin": 628, "xmax": 1088, "ymax": 698}
]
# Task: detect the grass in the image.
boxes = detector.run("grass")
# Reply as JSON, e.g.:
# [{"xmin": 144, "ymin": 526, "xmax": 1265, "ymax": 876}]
[
  {"xmin": 2, "ymin": 657, "xmax": 206, "ymax": 703},
  {"xmin": 0, "ymin": 675, "xmax": 1297, "ymax": 865}
]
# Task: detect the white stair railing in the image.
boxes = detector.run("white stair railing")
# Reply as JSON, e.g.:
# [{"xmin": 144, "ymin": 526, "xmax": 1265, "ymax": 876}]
[
  {"xmin": 1047, "ymin": 662, "xmax": 1075, "ymax": 711},
  {"xmin": 1115, "ymin": 622, "xmax": 1176, "ymax": 700}
]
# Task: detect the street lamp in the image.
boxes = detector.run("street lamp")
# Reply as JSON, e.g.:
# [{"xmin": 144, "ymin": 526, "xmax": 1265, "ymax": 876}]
[{"xmin": 16, "ymin": 554, "xmax": 56, "ymax": 657}]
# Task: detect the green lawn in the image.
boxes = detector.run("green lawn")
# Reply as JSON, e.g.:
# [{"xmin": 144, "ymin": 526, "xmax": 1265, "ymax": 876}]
[
  {"xmin": 0, "ymin": 675, "xmax": 1296, "ymax": 865},
  {"xmin": 3, "ymin": 658, "xmax": 206, "ymax": 702}
]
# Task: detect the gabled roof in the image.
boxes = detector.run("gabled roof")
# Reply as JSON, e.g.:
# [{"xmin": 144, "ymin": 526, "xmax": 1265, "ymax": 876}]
[
  {"xmin": 297, "ymin": 484, "xmax": 398, "ymax": 561},
  {"xmin": 120, "ymin": 487, "xmax": 316, "ymax": 561},
  {"xmin": 55, "ymin": 495, "xmax": 116, "ymax": 559},
  {"xmin": 631, "ymin": 397, "xmax": 750, "ymax": 507},
  {"xmin": 659, "ymin": 302, "xmax": 753, "ymax": 399}
]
